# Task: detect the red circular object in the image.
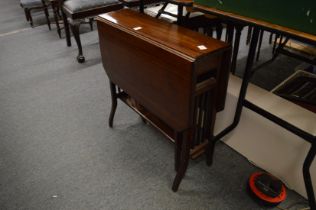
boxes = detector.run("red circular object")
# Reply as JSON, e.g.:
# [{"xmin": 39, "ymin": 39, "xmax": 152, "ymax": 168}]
[{"xmin": 248, "ymin": 172, "xmax": 286, "ymax": 204}]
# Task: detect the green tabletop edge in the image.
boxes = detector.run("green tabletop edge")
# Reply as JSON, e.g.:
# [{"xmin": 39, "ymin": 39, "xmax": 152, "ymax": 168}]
[{"xmin": 194, "ymin": 0, "xmax": 316, "ymax": 35}]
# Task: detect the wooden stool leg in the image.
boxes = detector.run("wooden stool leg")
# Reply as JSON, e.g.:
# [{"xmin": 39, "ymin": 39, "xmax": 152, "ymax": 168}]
[
  {"xmin": 109, "ymin": 82, "xmax": 118, "ymax": 128},
  {"xmin": 62, "ymin": 11, "xmax": 71, "ymax": 47},
  {"xmin": 172, "ymin": 131, "xmax": 191, "ymax": 192},
  {"xmin": 70, "ymin": 21, "xmax": 85, "ymax": 63}
]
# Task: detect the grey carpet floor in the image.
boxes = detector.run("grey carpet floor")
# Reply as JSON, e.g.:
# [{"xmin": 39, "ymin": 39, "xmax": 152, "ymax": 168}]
[{"xmin": 0, "ymin": 1, "xmax": 307, "ymax": 210}]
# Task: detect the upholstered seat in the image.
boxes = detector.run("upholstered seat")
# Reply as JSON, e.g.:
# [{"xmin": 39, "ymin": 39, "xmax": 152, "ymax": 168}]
[
  {"xmin": 61, "ymin": 0, "xmax": 123, "ymax": 62},
  {"xmin": 63, "ymin": 0, "xmax": 120, "ymax": 13},
  {"xmin": 118, "ymin": 0, "xmax": 161, "ymax": 8},
  {"xmin": 20, "ymin": 0, "xmax": 44, "ymax": 7}
]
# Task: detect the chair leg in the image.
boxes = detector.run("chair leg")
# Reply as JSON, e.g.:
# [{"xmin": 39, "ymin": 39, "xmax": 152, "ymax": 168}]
[
  {"xmin": 89, "ymin": 18, "xmax": 93, "ymax": 31},
  {"xmin": 62, "ymin": 11, "xmax": 71, "ymax": 46},
  {"xmin": 70, "ymin": 21, "xmax": 85, "ymax": 63},
  {"xmin": 28, "ymin": 9, "xmax": 34, "ymax": 27},
  {"xmin": 172, "ymin": 131, "xmax": 191, "ymax": 192},
  {"xmin": 24, "ymin": 8, "xmax": 29, "ymax": 21},
  {"xmin": 156, "ymin": 2, "xmax": 168, "ymax": 19},
  {"xmin": 43, "ymin": 6, "xmax": 51, "ymax": 30},
  {"xmin": 109, "ymin": 82, "xmax": 118, "ymax": 128},
  {"xmin": 52, "ymin": 2, "xmax": 61, "ymax": 38}
]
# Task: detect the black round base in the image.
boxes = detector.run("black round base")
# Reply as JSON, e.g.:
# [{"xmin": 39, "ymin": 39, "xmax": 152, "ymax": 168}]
[{"xmin": 247, "ymin": 182, "xmax": 281, "ymax": 207}]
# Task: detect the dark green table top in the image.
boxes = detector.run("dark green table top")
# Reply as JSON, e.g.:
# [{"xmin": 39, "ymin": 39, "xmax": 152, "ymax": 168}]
[{"xmin": 194, "ymin": 0, "xmax": 316, "ymax": 36}]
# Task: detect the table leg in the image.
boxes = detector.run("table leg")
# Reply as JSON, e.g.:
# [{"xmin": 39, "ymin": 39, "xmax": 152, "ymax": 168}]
[
  {"xmin": 109, "ymin": 81, "xmax": 118, "ymax": 128},
  {"xmin": 52, "ymin": 1, "xmax": 61, "ymax": 38},
  {"xmin": 303, "ymin": 142, "xmax": 316, "ymax": 210},
  {"xmin": 175, "ymin": 132, "xmax": 182, "ymax": 172},
  {"xmin": 206, "ymin": 27, "xmax": 260, "ymax": 166},
  {"xmin": 172, "ymin": 130, "xmax": 191, "ymax": 192},
  {"xmin": 62, "ymin": 11, "xmax": 71, "ymax": 47}
]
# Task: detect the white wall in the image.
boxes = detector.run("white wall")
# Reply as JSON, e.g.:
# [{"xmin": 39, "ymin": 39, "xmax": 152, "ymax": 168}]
[{"xmin": 215, "ymin": 75, "xmax": 316, "ymax": 198}]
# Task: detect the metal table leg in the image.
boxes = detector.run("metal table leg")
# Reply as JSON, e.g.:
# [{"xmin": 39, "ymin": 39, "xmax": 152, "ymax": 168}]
[
  {"xmin": 303, "ymin": 142, "xmax": 316, "ymax": 210},
  {"xmin": 206, "ymin": 27, "xmax": 261, "ymax": 165}
]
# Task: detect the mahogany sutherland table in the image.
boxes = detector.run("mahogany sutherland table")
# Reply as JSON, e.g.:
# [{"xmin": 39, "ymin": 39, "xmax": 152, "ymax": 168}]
[{"xmin": 96, "ymin": 9, "xmax": 231, "ymax": 191}]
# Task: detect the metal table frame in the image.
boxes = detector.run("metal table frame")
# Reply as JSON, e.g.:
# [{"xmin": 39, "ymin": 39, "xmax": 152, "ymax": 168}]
[
  {"xmin": 193, "ymin": 5, "xmax": 316, "ymax": 210},
  {"xmin": 138, "ymin": 1, "xmax": 316, "ymax": 209}
]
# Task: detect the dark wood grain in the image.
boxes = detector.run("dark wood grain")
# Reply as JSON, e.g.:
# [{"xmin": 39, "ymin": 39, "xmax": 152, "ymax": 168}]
[
  {"xmin": 97, "ymin": 9, "xmax": 231, "ymax": 191},
  {"xmin": 97, "ymin": 9, "xmax": 231, "ymax": 113}
]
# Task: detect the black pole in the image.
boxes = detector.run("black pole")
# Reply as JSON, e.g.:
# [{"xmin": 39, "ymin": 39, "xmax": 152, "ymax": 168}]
[
  {"xmin": 206, "ymin": 27, "xmax": 261, "ymax": 165},
  {"xmin": 303, "ymin": 142, "xmax": 316, "ymax": 210}
]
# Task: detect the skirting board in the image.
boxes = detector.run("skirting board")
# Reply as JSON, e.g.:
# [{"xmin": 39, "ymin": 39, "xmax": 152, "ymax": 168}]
[{"xmin": 214, "ymin": 74, "xmax": 316, "ymax": 199}]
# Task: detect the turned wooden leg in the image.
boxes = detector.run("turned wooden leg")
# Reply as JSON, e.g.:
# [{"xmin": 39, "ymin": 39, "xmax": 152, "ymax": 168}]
[
  {"xmin": 44, "ymin": 6, "xmax": 51, "ymax": 30},
  {"xmin": 62, "ymin": 11, "xmax": 71, "ymax": 47},
  {"xmin": 172, "ymin": 131, "xmax": 191, "ymax": 192},
  {"xmin": 109, "ymin": 82, "xmax": 118, "ymax": 128},
  {"xmin": 70, "ymin": 21, "xmax": 85, "ymax": 63}
]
